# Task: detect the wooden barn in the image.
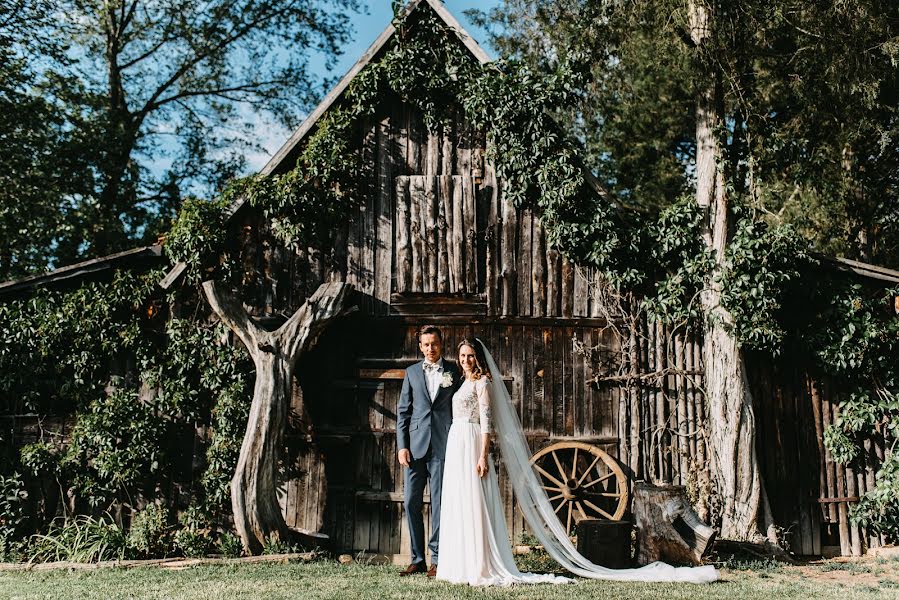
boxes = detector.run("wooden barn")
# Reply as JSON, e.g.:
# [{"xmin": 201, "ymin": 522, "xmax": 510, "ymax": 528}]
[
  {"xmin": 3, "ymin": 0, "xmax": 896, "ymax": 562},
  {"xmin": 154, "ymin": 0, "xmax": 896, "ymax": 560}
]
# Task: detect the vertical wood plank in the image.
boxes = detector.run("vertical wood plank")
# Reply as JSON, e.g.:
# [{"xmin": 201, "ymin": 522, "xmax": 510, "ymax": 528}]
[
  {"xmin": 500, "ymin": 188, "xmax": 517, "ymax": 315},
  {"xmin": 406, "ymin": 109, "xmax": 421, "ymax": 175},
  {"xmin": 440, "ymin": 123, "xmax": 453, "ymax": 175},
  {"xmin": 409, "ymin": 177, "xmax": 424, "ymax": 293},
  {"xmin": 451, "ymin": 175, "xmax": 465, "ymax": 293},
  {"xmin": 573, "ymin": 265, "xmax": 588, "ymax": 317},
  {"xmin": 463, "ymin": 177, "xmax": 477, "ymax": 293},
  {"xmin": 546, "ymin": 246, "xmax": 560, "ymax": 317},
  {"xmin": 685, "ymin": 333, "xmax": 697, "ymax": 460},
  {"xmin": 482, "ymin": 164, "xmax": 499, "ymax": 313},
  {"xmin": 375, "ymin": 118, "xmax": 393, "ymax": 312},
  {"xmin": 424, "ymin": 177, "xmax": 438, "ymax": 293},
  {"xmin": 425, "ymin": 128, "xmax": 439, "ymax": 176},
  {"xmin": 395, "ymin": 177, "xmax": 412, "ymax": 293},
  {"xmin": 676, "ymin": 334, "xmax": 689, "ymax": 485},
  {"xmin": 533, "ymin": 219, "xmax": 547, "ymax": 318},
  {"xmin": 437, "ymin": 176, "xmax": 451, "ymax": 293},
  {"xmin": 518, "ymin": 210, "xmax": 532, "ymax": 316},
  {"xmin": 561, "ymin": 256, "xmax": 574, "ymax": 318}
]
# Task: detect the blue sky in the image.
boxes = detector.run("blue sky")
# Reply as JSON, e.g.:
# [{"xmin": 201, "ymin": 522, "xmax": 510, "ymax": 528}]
[{"xmin": 244, "ymin": 0, "xmax": 501, "ymax": 171}]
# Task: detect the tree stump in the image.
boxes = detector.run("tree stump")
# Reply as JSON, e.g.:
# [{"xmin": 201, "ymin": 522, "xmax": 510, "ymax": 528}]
[
  {"xmin": 202, "ymin": 280, "xmax": 354, "ymax": 555},
  {"xmin": 633, "ymin": 483, "xmax": 716, "ymax": 566}
]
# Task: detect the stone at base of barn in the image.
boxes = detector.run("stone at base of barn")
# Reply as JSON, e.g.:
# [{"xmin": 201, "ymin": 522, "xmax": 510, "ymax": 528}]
[{"xmin": 576, "ymin": 519, "xmax": 633, "ymax": 568}]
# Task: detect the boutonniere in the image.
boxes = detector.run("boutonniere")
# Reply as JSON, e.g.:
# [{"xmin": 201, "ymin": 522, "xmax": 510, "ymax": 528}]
[{"xmin": 440, "ymin": 372, "xmax": 454, "ymax": 388}]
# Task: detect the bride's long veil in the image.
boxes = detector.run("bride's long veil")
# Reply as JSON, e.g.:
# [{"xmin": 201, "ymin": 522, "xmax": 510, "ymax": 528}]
[{"xmin": 477, "ymin": 339, "xmax": 719, "ymax": 583}]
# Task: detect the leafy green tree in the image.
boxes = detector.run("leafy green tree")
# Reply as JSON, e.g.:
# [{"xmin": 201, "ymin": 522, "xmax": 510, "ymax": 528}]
[
  {"xmin": 474, "ymin": 0, "xmax": 899, "ymax": 543},
  {"xmin": 0, "ymin": 0, "xmax": 361, "ymax": 276}
]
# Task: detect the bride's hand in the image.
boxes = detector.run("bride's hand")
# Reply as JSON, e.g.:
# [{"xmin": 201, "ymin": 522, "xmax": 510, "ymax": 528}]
[{"xmin": 476, "ymin": 456, "xmax": 488, "ymax": 478}]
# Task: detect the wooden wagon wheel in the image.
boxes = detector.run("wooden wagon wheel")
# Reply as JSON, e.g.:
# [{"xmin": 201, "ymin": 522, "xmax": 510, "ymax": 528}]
[{"xmin": 529, "ymin": 442, "xmax": 629, "ymax": 534}]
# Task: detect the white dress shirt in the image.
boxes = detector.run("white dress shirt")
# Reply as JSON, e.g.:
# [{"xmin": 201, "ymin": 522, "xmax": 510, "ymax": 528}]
[{"xmin": 423, "ymin": 358, "xmax": 444, "ymax": 401}]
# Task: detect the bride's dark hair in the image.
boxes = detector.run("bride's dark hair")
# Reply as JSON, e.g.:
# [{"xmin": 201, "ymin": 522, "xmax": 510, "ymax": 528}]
[{"xmin": 457, "ymin": 338, "xmax": 492, "ymax": 381}]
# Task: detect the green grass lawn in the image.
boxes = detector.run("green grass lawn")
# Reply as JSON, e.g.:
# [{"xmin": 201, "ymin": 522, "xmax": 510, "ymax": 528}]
[{"xmin": 1, "ymin": 559, "xmax": 898, "ymax": 600}]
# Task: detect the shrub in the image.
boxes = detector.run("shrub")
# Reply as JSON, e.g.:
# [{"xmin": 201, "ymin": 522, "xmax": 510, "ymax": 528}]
[
  {"xmin": 0, "ymin": 473, "xmax": 29, "ymax": 558},
  {"xmin": 173, "ymin": 528, "xmax": 210, "ymax": 558},
  {"xmin": 28, "ymin": 515, "xmax": 126, "ymax": 563},
  {"xmin": 173, "ymin": 507, "xmax": 211, "ymax": 558},
  {"xmin": 262, "ymin": 536, "xmax": 294, "ymax": 555},
  {"xmin": 127, "ymin": 504, "xmax": 171, "ymax": 558},
  {"xmin": 217, "ymin": 532, "xmax": 243, "ymax": 558}
]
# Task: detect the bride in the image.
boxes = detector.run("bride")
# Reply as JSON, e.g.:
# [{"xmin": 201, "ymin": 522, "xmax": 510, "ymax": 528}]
[{"xmin": 436, "ymin": 339, "xmax": 719, "ymax": 586}]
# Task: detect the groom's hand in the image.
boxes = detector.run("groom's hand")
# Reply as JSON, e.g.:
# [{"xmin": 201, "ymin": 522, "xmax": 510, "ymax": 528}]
[{"xmin": 397, "ymin": 449, "xmax": 411, "ymax": 467}]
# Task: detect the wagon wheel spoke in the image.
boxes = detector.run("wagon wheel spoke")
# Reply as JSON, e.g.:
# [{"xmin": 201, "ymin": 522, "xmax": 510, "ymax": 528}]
[
  {"xmin": 534, "ymin": 464, "xmax": 566, "ymax": 489},
  {"xmin": 554, "ymin": 500, "xmax": 567, "ymax": 515},
  {"xmin": 576, "ymin": 455, "xmax": 601, "ymax": 486},
  {"xmin": 582, "ymin": 499, "xmax": 614, "ymax": 520},
  {"xmin": 575, "ymin": 501, "xmax": 588, "ymax": 520},
  {"xmin": 583, "ymin": 491, "xmax": 624, "ymax": 499},
  {"xmin": 551, "ymin": 450, "xmax": 567, "ymax": 482},
  {"xmin": 566, "ymin": 503, "xmax": 573, "ymax": 533},
  {"xmin": 571, "ymin": 448, "xmax": 578, "ymax": 479},
  {"xmin": 547, "ymin": 492, "xmax": 565, "ymax": 502},
  {"xmin": 542, "ymin": 485, "xmax": 564, "ymax": 493},
  {"xmin": 581, "ymin": 471, "xmax": 615, "ymax": 490}
]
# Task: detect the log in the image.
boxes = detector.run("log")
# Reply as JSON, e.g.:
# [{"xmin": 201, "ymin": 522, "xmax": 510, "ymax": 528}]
[
  {"xmin": 633, "ymin": 483, "xmax": 716, "ymax": 566},
  {"xmin": 395, "ymin": 178, "xmax": 412, "ymax": 293},
  {"xmin": 202, "ymin": 280, "xmax": 355, "ymax": 555},
  {"xmin": 425, "ymin": 176, "xmax": 438, "ymax": 293},
  {"xmin": 451, "ymin": 175, "xmax": 464, "ymax": 292},
  {"xmin": 409, "ymin": 177, "xmax": 424, "ymax": 292},
  {"xmin": 500, "ymin": 189, "xmax": 516, "ymax": 315},
  {"xmin": 439, "ymin": 176, "xmax": 454, "ymax": 292},
  {"xmin": 463, "ymin": 177, "xmax": 477, "ymax": 292}
]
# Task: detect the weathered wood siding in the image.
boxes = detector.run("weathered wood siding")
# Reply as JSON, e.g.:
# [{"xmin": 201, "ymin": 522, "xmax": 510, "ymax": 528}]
[
  {"xmin": 284, "ymin": 319, "xmax": 620, "ymax": 560},
  {"xmin": 235, "ymin": 100, "xmax": 613, "ymax": 320}
]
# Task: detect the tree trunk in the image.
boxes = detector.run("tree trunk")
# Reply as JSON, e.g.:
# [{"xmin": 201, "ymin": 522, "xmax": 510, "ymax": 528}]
[
  {"xmin": 202, "ymin": 280, "xmax": 354, "ymax": 554},
  {"xmin": 689, "ymin": 1, "xmax": 775, "ymax": 543}
]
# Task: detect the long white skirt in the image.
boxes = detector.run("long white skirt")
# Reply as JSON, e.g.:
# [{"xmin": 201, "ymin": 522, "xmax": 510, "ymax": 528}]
[{"xmin": 436, "ymin": 420, "xmax": 572, "ymax": 586}]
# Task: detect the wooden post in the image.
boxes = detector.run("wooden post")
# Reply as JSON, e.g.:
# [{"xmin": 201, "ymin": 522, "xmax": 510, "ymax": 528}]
[
  {"xmin": 533, "ymin": 220, "xmax": 546, "ymax": 318},
  {"xmin": 463, "ymin": 177, "xmax": 477, "ymax": 293},
  {"xmin": 437, "ymin": 176, "xmax": 451, "ymax": 293},
  {"xmin": 202, "ymin": 280, "xmax": 354, "ymax": 555},
  {"xmin": 546, "ymin": 246, "xmax": 559, "ymax": 317},
  {"xmin": 518, "ymin": 210, "xmax": 532, "ymax": 315},
  {"xmin": 425, "ymin": 177, "xmax": 438, "ymax": 293},
  {"xmin": 500, "ymin": 189, "xmax": 516, "ymax": 315},
  {"xmin": 395, "ymin": 177, "xmax": 412, "ymax": 293},
  {"xmin": 375, "ymin": 118, "xmax": 393, "ymax": 310},
  {"xmin": 561, "ymin": 257, "xmax": 573, "ymax": 318},
  {"xmin": 409, "ymin": 177, "xmax": 424, "ymax": 293},
  {"xmin": 451, "ymin": 175, "xmax": 465, "ymax": 293}
]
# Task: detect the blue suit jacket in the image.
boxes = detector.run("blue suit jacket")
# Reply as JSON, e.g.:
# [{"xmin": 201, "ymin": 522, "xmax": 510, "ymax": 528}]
[{"xmin": 397, "ymin": 360, "xmax": 462, "ymax": 460}]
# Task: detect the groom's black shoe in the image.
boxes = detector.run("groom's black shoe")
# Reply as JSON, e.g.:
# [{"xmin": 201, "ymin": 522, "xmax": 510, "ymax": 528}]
[
  {"xmin": 399, "ymin": 562, "xmax": 427, "ymax": 576},
  {"xmin": 427, "ymin": 564, "xmax": 437, "ymax": 578}
]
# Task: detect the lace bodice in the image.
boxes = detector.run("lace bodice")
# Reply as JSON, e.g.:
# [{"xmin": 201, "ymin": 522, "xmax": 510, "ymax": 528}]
[{"xmin": 452, "ymin": 377, "xmax": 492, "ymax": 433}]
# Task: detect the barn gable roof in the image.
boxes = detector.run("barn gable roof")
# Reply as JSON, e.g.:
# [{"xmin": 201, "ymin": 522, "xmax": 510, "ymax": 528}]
[{"xmin": 159, "ymin": 0, "xmax": 491, "ymax": 289}]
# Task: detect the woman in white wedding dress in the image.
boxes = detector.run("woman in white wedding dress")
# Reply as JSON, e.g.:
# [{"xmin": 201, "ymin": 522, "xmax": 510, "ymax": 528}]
[
  {"xmin": 437, "ymin": 339, "xmax": 719, "ymax": 586},
  {"xmin": 436, "ymin": 340, "xmax": 570, "ymax": 586}
]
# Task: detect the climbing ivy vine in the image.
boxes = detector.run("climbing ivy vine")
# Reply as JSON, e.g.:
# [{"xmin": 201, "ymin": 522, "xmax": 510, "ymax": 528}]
[
  {"xmin": 2, "ymin": 271, "xmax": 252, "ymax": 523},
  {"xmin": 30, "ymin": 0, "xmax": 896, "ymax": 543}
]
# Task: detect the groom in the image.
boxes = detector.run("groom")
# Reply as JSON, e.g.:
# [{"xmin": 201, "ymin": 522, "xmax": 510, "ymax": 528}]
[{"xmin": 396, "ymin": 325, "xmax": 461, "ymax": 577}]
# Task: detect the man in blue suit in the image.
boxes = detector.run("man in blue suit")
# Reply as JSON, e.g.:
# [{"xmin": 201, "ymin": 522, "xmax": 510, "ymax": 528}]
[{"xmin": 396, "ymin": 325, "xmax": 461, "ymax": 577}]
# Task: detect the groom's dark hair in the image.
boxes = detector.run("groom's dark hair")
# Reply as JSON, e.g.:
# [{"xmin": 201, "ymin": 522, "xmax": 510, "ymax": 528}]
[{"xmin": 417, "ymin": 325, "xmax": 443, "ymax": 341}]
